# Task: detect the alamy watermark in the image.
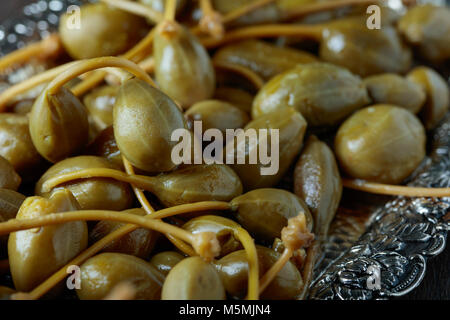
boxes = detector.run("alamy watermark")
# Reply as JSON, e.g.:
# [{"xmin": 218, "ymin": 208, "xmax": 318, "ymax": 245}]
[
  {"xmin": 66, "ymin": 265, "xmax": 81, "ymax": 290},
  {"xmin": 366, "ymin": 4, "xmax": 381, "ymax": 30},
  {"xmin": 366, "ymin": 264, "xmax": 381, "ymax": 290},
  {"xmin": 65, "ymin": 5, "xmax": 81, "ymax": 30}
]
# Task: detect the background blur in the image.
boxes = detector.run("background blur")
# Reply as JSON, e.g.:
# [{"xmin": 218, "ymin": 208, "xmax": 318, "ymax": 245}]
[{"xmin": 1, "ymin": 0, "xmax": 32, "ymax": 21}]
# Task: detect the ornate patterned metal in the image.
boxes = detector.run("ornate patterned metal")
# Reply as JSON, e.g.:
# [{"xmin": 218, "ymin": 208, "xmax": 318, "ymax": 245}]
[{"xmin": 0, "ymin": 0, "xmax": 449, "ymax": 300}]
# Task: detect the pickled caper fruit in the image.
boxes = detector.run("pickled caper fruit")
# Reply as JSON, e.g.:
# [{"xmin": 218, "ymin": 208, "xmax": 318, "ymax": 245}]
[
  {"xmin": 185, "ymin": 100, "xmax": 250, "ymax": 134},
  {"xmin": 363, "ymin": 73, "xmax": 426, "ymax": 114},
  {"xmin": 0, "ymin": 188, "xmax": 26, "ymax": 247},
  {"xmin": 214, "ymin": 246, "xmax": 303, "ymax": 299},
  {"xmin": 226, "ymin": 108, "xmax": 307, "ymax": 190},
  {"xmin": 162, "ymin": 256, "xmax": 226, "ymax": 300},
  {"xmin": 319, "ymin": 17, "xmax": 412, "ymax": 77},
  {"xmin": 113, "ymin": 78, "xmax": 187, "ymax": 173},
  {"xmin": 407, "ymin": 66, "xmax": 450, "ymax": 130},
  {"xmin": 77, "ymin": 252, "xmax": 164, "ymax": 300},
  {"xmin": 59, "ymin": 3, "xmax": 148, "ymax": 59},
  {"xmin": 0, "ymin": 156, "xmax": 21, "ymax": 191},
  {"xmin": 83, "ymin": 85, "xmax": 118, "ymax": 130},
  {"xmin": 86, "ymin": 126, "xmax": 122, "ymax": 169},
  {"xmin": 213, "ymin": 87, "xmax": 254, "ymax": 114},
  {"xmin": 8, "ymin": 189, "xmax": 88, "ymax": 291},
  {"xmin": 230, "ymin": 188, "xmax": 313, "ymax": 241},
  {"xmin": 154, "ymin": 24, "xmax": 215, "ymax": 108},
  {"xmin": 0, "ymin": 113, "xmax": 42, "ymax": 175},
  {"xmin": 294, "ymin": 135, "xmax": 342, "ymax": 238},
  {"xmin": 145, "ymin": 164, "xmax": 243, "ymax": 206},
  {"xmin": 149, "ymin": 251, "xmax": 184, "ymax": 276},
  {"xmin": 398, "ymin": 4, "xmax": 450, "ymax": 63},
  {"xmin": 183, "ymin": 215, "xmax": 242, "ymax": 257},
  {"xmin": 29, "ymin": 86, "xmax": 89, "ymax": 163}
]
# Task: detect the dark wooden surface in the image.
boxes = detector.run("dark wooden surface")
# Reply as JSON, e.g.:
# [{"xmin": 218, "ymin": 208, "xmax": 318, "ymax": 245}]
[{"xmin": 0, "ymin": 0, "xmax": 449, "ymax": 300}]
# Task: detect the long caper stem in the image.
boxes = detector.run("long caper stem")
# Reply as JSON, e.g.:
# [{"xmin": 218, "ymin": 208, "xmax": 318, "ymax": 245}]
[
  {"xmin": 119, "ymin": 28, "xmax": 158, "ymax": 62},
  {"xmin": 41, "ymin": 167, "xmax": 156, "ymax": 193},
  {"xmin": 154, "ymin": 202, "xmax": 233, "ymax": 219},
  {"xmin": 199, "ymin": 0, "xmax": 225, "ymax": 38},
  {"xmin": 281, "ymin": 0, "xmax": 381, "ymax": 21},
  {"xmin": 72, "ymin": 70, "xmax": 109, "ymax": 97},
  {"xmin": 46, "ymin": 57, "xmax": 156, "ymax": 95},
  {"xmin": 0, "ymin": 210, "xmax": 192, "ymax": 242},
  {"xmin": 0, "ymin": 34, "xmax": 61, "ymax": 73},
  {"xmin": 234, "ymin": 227, "xmax": 260, "ymax": 300},
  {"xmin": 100, "ymin": 0, "xmax": 164, "ymax": 24},
  {"xmin": 164, "ymin": 0, "xmax": 177, "ymax": 22},
  {"xmin": 139, "ymin": 56, "xmax": 155, "ymax": 73},
  {"xmin": 122, "ymin": 156, "xmax": 197, "ymax": 257},
  {"xmin": 213, "ymin": 61, "xmax": 265, "ymax": 89},
  {"xmin": 0, "ymin": 61, "xmax": 79, "ymax": 110},
  {"xmin": 343, "ymin": 179, "xmax": 450, "ymax": 197},
  {"xmin": 259, "ymin": 248, "xmax": 293, "ymax": 294},
  {"xmin": 201, "ymin": 24, "xmax": 323, "ymax": 48},
  {"xmin": 122, "ymin": 156, "xmax": 155, "ymax": 214}
]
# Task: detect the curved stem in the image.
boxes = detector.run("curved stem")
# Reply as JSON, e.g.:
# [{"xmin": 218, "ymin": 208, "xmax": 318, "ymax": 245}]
[
  {"xmin": 259, "ymin": 248, "xmax": 293, "ymax": 294},
  {"xmin": 200, "ymin": 0, "xmax": 215, "ymax": 18},
  {"xmin": 122, "ymin": 156, "xmax": 154, "ymax": 214},
  {"xmin": 201, "ymin": 24, "xmax": 322, "ymax": 48},
  {"xmin": 0, "ymin": 210, "xmax": 193, "ymax": 243},
  {"xmin": 41, "ymin": 167, "xmax": 231, "ymax": 216},
  {"xmin": 281, "ymin": 0, "xmax": 381, "ymax": 21},
  {"xmin": 123, "ymin": 28, "xmax": 157, "ymax": 62},
  {"xmin": 199, "ymin": 0, "xmax": 224, "ymax": 38},
  {"xmin": 139, "ymin": 56, "xmax": 155, "ymax": 73},
  {"xmin": 0, "ymin": 34, "xmax": 61, "ymax": 73},
  {"xmin": 151, "ymin": 202, "xmax": 232, "ymax": 219},
  {"xmin": 72, "ymin": 29, "xmax": 157, "ymax": 97},
  {"xmin": 41, "ymin": 168, "xmax": 156, "ymax": 193},
  {"xmin": 45, "ymin": 57, "xmax": 156, "ymax": 95},
  {"xmin": 164, "ymin": 0, "xmax": 177, "ymax": 21},
  {"xmin": 72, "ymin": 70, "xmax": 109, "ymax": 97},
  {"xmin": 100, "ymin": 0, "xmax": 164, "ymax": 24},
  {"xmin": 234, "ymin": 227, "xmax": 259, "ymax": 300},
  {"xmin": 0, "ymin": 61, "xmax": 79, "ymax": 111},
  {"xmin": 213, "ymin": 61, "xmax": 264, "ymax": 89},
  {"xmin": 342, "ymin": 179, "xmax": 450, "ymax": 197}
]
